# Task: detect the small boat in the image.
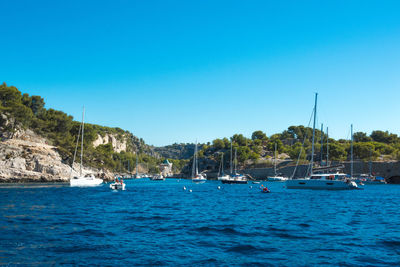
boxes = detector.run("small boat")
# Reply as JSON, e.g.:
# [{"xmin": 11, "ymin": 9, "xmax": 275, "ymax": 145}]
[
  {"xmin": 110, "ymin": 177, "xmax": 126, "ymax": 190},
  {"xmin": 261, "ymin": 186, "xmax": 270, "ymax": 193},
  {"xmin": 252, "ymin": 181, "xmax": 260, "ymax": 184},
  {"xmin": 221, "ymin": 173, "xmax": 248, "ymax": 184},
  {"xmin": 151, "ymin": 174, "xmax": 165, "ymax": 181},
  {"xmin": 192, "ymin": 142, "xmax": 207, "ymax": 183},
  {"xmin": 70, "ymin": 107, "xmax": 103, "ymax": 187}
]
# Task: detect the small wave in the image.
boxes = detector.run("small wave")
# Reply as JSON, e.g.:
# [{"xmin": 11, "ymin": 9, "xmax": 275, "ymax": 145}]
[
  {"xmin": 226, "ymin": 244, "xmax": 278, "ymax": 255},
  {"xmin": 381, "ymin": 240, "xmax": 400, "ymax": 248},
  {"xmin": 193, "ymin": 226, "xmax": 257, "ymax": 237},
  {"xmin": 68, "ymin": 229, "xmax": 113, "ymax": 238}
]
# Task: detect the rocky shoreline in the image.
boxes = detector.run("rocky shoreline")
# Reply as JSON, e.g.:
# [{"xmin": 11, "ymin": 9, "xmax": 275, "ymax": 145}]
[{"xmin": 0, "ymin": 129, "xmax": 115, "ymax": 183}]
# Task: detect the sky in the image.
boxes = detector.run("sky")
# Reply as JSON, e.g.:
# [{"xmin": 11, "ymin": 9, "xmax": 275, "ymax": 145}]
[{"xmin": 1, "ymin": 0, "xmax": 400, "ymax": 146}]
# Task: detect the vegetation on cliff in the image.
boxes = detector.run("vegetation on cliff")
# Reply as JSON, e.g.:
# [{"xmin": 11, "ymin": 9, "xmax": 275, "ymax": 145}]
[{"xmin": 0, "ymin": 82, "xmax": 164, "ymax": 174}]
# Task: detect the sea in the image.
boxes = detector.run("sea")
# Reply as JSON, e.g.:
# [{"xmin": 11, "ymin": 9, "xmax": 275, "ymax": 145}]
[{"xmin": 0, "ymin": 179, "xmax": 399, "ymax": 266}]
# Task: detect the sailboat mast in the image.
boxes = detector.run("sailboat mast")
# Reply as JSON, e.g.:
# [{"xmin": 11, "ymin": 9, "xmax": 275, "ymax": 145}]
[
  {"xmin": 274, "ymin": 143, "xmax": 277, "ymax": 176},
  {"xmin": 326, "ymin": 127, "xmax": 329, "ymax": 167},
  {"xmin": 234, "ymin": 148, "xmax": 237, "ymax": 174},
  {"xmin": 230, "ymin": 141, "xmax": 233, "ymax": 174},
  {"xmin": 221, "ymin": 153, "xmax": 224, "ymax": 175},
  {"xmin": 136, "ymin": 153, "xmax": 139, "ymax": 177},
  {"xmin": 80, "ymin": 106, "xmax": 85, "ymax": 177},
  {"xmin": 351, "ymin": 124, "xmax": 354, "ymax": 177},
  {"xmin": 310, "ymin": 93, "xmax": 318, "ymax": 175},
  {"xmin": 369, "ymin": 148, "xmax": 372, "ymax": 176},
  {"xmin": 195, "ymin": 143, "xmax": 199, "ymax": 176},
  {"xmin": 320, "ymin": 123, "xmax": 324, "ymax": 164}
]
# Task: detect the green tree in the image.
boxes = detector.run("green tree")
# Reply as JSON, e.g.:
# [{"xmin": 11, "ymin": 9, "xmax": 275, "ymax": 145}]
[{"xmin": 251, "ymin": 130, "xmax": 267, "ymax": 141}]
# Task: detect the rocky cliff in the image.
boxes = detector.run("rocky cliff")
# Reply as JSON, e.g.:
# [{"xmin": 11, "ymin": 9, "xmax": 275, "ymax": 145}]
[{"xmin": 0, "ymin": 129, "xmax": 114, "ymax": 182}]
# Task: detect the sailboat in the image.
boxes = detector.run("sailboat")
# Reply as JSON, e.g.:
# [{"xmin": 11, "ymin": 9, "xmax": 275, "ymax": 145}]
[
  {"xmin": 220, "ymin": 144, "xmax": 247, "ymax": 184},
  {"xmin": 217, "ymin": 153, "xmax": 230, "ymax": 180},
  {"xmin": 192, "ymin": 142, "xmax": 207, "ymax": 183},
  {"xmin": 267, "ymin": 143, "xmax": 288, "ymax": 181},
  {"xmin": 70, "ymin": 107, "xmax": 103, "ymax": 187},
  {"xmin": 286, "ymin": 93, "xmax": 358, "ymax": 190}
]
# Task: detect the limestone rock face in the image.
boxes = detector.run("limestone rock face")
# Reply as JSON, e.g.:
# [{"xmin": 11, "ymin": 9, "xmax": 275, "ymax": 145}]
[
  {"xmin": 93, "ymin": 134, "xmax": 127, "ymax": 153},
  {"xmin": 0, "ymin": 130, "xmax": 113, "ymax": 183}
]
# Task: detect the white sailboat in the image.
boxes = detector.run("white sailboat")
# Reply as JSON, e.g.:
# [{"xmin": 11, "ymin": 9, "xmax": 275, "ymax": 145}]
[
  {"xmin": 220, "ymin": 144, "xmax": 247, "ymax": 184},
  {"xmin": 286, "ymin": 93, "xmax": 358, "ymax": 190},
  {"xmin": 267, "ymin": 143, "xmax": 288, "ymax": 181},
  {"xmin": 70, "ymin": 107, "xmax": 103, "ymax": 187},
  {"xmin": 192, "ymin": 142, "xmax": 207, "ymax": 183},
  {"xmin": 217, "ymin": 153, "xmax": 230, "ymax": 180}
]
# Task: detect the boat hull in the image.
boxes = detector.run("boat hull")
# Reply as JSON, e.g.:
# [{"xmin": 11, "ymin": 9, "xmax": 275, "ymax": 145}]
[
  {"xmin": 286, "ymin": 179, "xmax": 358, "ymax": 190},
  {"xmin": 110, "ymin": 183, "xmax": 126, "ymax": 190},
  {"xmin": 267, "ymin": 176, "xmax": 288, "ymax": 182},
  {"xmin": 221, "ymin": 180, "xmax": 248, "ymax": 184},
  {"xmin": 70, "ymin": 177, "xmax": 103, "ymax": 187}
]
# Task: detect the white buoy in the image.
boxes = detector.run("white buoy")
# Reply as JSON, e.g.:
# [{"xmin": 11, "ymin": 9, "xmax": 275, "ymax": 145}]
[
  {"xmin": 250, "ymin": 186, "xmax": 252, "ymax": 189},
  {"xmin": 217, "ymin": 186, "xmax": 221, "ymax": 190},
  {"xmin": 189, "ymin": 189, "xmax": 192, "ymax": 192},
  {"xmin": 183, "ymin": 186, "xmax": 186, "ymax": 190}
]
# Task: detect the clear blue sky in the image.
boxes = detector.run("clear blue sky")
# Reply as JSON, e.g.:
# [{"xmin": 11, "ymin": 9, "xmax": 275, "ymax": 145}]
[{"xmin": 1, "ymin": 0, "xmax": 400, "ymax": 146}]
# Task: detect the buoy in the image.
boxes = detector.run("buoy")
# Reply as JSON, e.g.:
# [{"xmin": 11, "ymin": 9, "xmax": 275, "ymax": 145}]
[
  {"xmin": 189, "ymin": 189, "xmax": 192, "ymax": 192},
  {"xmin": 250, "ymin": 186, "xmax": 252, "ymax": 189},
  {"xmin": 217, "ymin": 186, "xmax": 221, "ymax": 190},
  {"xmin": 183, "ymin": 186, "xmax": 186, "ymax": 190}
]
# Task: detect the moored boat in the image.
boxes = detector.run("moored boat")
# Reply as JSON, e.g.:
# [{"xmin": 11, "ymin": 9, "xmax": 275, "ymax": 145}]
[
  {"xmin": 192, "ymin": 142, "xmax": 207, "ymax": 183},
  {"xmin": 69, "ymin": 107, "xmax": 103, "ymax": 187},
  {"xmin": 109, "ymin": 177, "xmax": 126, "ymax": 190},
  {"xmin": 285, "ymin": 93, "xmax": 358, "ymax": 190}
]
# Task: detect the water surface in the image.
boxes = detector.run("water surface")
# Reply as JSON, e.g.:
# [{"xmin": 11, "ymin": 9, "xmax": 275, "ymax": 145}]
[{"xmin": 0, "ymin": 179, "xmax": 399, "ymax": 266}]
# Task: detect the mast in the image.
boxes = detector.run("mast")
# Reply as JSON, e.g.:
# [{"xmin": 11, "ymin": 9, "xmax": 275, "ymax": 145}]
[
  {"xmin": 351, "ymin": 124, "xmax": 354, "ymax": 177},
  {"xmin": 221, "ymin": 153, "xmax": 224, "ymax": 175},
  {"xmin": 136, "ymin": 153, "xmax": 139, "ymax": 177},
  {"xmin": 70, "ymin": 121, "xmax": 82, "ymax": 178},
  {"xmin": 80, "ymin": 106, "xmax": 85, "ymax": 177},
  {"xmin": 369, "ymin": 148, "xmax": 372, "ymax": 176},
  {"xmin": 230, "ymin": 141, "xmax": 233, "ymax": 174},
  {"xmin": 326, "ymin": 127, "xmax": 329, "ymax": 167},
  {"xmin": 274, "ymin": 143, "xmax": 277, "ymax": 176},
  {"xmin": 320, "ymin": 123, "xmax": 324, "ymax": 165},
  {"xmin": 234, "ymin": 148, "xmax": 237, "ymax": 174},
  {"xmin": 192, "ymin": 142, "xmax": 198, "ymax": 178},
  {"xmin": 310, "ymin": 93, "xmax": 318, "ymax": 176}
]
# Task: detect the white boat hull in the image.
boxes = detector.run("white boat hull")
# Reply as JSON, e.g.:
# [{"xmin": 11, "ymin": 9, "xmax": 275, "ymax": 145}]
[
  {"xmin": 110, "ymin": 183, "xmax": 126, "ymax": 190},
  {"xmin": 70, "ymin": 176, "xmax": 103, "ymax": 187},
  {"xmin": 267, "ymin": 176, "xmax": 288, "ymax": 182},
  {"xmin": 286, "ymin": 179, "xmax": 358, "ymax": 190}
]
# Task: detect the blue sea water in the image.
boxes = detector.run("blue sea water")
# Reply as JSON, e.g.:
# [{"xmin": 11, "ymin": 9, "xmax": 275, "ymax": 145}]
[{"xmin": 0, "ymin": 179, "xmax": 399, "ymax": 266}]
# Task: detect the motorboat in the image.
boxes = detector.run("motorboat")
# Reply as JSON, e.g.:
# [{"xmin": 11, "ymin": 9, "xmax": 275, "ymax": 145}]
[
  {"xmin": 220, "ymin": 173, "xmax": 248, "ymax": 184},
  {"xmin": 109, "ymin": 177, "xmax": 126, "ymax": 190},
  {"xmin": 151, "ymin": 174, "xmax": 165, "ymax": 181}
]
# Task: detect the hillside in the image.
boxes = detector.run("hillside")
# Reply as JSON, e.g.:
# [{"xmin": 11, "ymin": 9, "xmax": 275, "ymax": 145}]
[{"xmin": 0, "ymin": 82, "xmax": 164, "ymax": 178}]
